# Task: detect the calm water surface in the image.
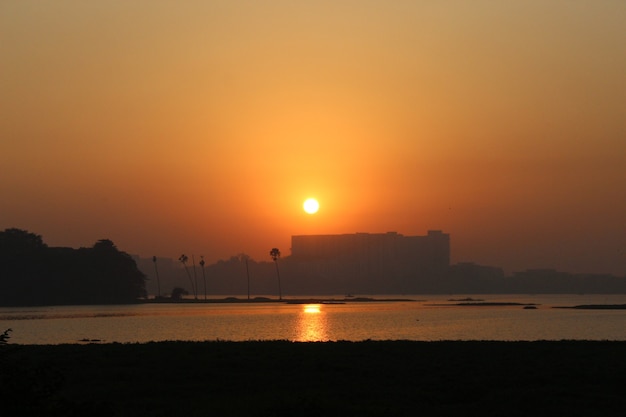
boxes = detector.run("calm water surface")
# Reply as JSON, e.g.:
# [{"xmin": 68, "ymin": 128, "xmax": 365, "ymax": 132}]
[{"xmin": 1, "ymin": 294, "xmax": 625, "ymax": 344}]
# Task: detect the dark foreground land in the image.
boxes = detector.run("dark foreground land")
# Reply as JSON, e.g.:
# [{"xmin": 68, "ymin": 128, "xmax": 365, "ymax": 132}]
[{"xmin": 2, "ymin": 341, "xmax": 626, "ymax": 417}]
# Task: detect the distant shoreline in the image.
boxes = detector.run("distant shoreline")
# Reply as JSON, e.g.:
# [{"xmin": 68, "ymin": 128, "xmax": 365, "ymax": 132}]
[
  {"xmin": 143, "ymin": 296, "xmax": 419, "ymax": 304},
  {"xmin": 553, "ymin": 303, "xmax": 626, "ymax": 310},
  {"xmin": 145, "ymin": 297, "xmax": 626, "ymax": 310},
  {"xmin": 4, "ymin": 296, "xmax": 626, "ymax": 308}
]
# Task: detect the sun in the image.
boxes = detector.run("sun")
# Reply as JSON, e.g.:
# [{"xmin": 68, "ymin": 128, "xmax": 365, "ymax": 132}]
[{"xmin": 303, "ymin": 198, "xmax": 319, "ymax": 214}]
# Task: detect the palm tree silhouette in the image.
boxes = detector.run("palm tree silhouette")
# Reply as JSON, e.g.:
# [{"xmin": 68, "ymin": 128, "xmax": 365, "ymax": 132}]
[
  {"xmin": 178, "ymin": 254, "xmax": 197, "ymax": 299},
  {"xmin": 199, "ymin": 256, "xmax": 207, "ymax": 300},
  {"xmin": 152, "ymin": 256, "xmax": 161, "ymax": 299},
  {"xmin": 192, "ymin": 255, "xmax": 199, "ymax": 300},
  {"xmin": 243, "ymin": 254, "xmax": 251, "ymax": 301},
  {"xmin": 269, "ymin": 248, "xmax": 282, "ymax": 300}
]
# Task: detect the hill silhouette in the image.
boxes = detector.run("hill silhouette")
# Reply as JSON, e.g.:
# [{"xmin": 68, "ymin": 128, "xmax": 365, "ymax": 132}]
[{"xmin": 0, "ymin": 228, "xmax": 146, "ymax": 306}]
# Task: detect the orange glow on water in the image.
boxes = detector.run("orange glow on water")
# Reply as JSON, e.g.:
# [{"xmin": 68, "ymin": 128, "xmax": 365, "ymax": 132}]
[
  {"xmin": 297, "ymin": 304, "xmax": 327, "ymax": 341},
  {"xmin": 304, "ymin": 304, "xmax": 321, "ymax": 314}
]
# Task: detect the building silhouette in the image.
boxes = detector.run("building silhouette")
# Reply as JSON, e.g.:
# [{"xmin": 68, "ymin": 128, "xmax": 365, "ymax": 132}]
[{"xmin": 288, "ymin": 231, "xmax": 450, "ymax": 294}]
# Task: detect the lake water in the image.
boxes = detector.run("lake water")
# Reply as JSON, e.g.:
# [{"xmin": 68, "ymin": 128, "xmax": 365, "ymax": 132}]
[{"xmin": 1, "ymin": 294, "xmax": 626, "ymax": 344}]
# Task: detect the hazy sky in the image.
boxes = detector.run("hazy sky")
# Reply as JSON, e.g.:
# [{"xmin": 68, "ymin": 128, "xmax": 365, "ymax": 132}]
[{"xmin": 2, "ymin": 1, "xmax": 624, "ymax": 275}]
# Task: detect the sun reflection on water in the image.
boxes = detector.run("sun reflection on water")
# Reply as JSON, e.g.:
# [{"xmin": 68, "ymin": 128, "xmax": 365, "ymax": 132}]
[
  {"xmin": 296, "ymin": 304, "xmax": 328, "ymax": 342},
  {"xmin": 304, "ymin": 305, "xmax": 320, "ymax": 314}
]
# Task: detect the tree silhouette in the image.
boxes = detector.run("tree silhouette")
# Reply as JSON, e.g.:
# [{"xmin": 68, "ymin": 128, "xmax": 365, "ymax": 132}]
[
  {"xmin": 0, "ymin": 328, "xmax": 11, "ymax": 345},
  {"xmin": 89, "ymin": 239, "xmax": 147, "ymax": 302},
  {"xmin": 192, "ymin": 255, "xmax": 199, "ymax": 300},
  {"xmin": 0, "ymin": 229, "xmax": 146, "ymax": 305},
  {"xmin": 0, "ymin": 228, "xmax": 46, "ymax": 255},
  {"xmin": 152, "ymin": 256, "xmax": 161, "ymax": 298},
  {"xmin": 269, "ymin": 248, "xmax": 282, "ymax": 300},
  {"xmin": 199, "ymin": 256, "xmax": 207, "ymax": 300},
  {"xmin": 0, "ymin": 229, "xmax": 47, "ymax": 304},
  {"xmin": 241, "ymin": 254, "xmax": 251, "ymax": 300},
  {"xmin": 171, "ymin": 287, "xmax": 188, "ymax": 300},
  {"xmin": 178, "ymin": 254, "xmax": 197, "ymax": 299}
]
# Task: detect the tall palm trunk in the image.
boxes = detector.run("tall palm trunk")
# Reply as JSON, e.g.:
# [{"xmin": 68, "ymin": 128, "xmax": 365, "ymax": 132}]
[
  {"xmin": 191, "ymin": 255, "xmax": 198, "ymax": 300},
  {"xmin": 200, "ymin": 256, "xmax": 207, "ymax": 300},
  {"xmin": 245, "ymin": 257, "xmax": 250, "ymax": 301},
  {"xmin": 152, "ymin": 256, "xmax": 161, "ymax": 299},
  {"xmin": 269, "ymin": 248, "xmax": 282, "ymax": 300},
  {"xmin": 274, "ymin": 261, "xmax": 282, "ymax": 300},
  {"xmin": 178, "ymin": 254, "xmax": 196, "ymax": 299}
]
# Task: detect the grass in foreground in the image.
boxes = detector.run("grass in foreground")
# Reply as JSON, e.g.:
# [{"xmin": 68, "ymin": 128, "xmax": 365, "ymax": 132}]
[{"xmin": 2, "ymin": 340, "xmax": 626, "ymax": 416}]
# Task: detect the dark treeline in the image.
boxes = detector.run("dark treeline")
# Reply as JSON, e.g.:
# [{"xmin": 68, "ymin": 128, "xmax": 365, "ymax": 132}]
[
  {"xmin": 136, "ymin": 254, "xmax": 278, "ymax": 299},
  {"xmin": 442, "ymin": 262, "xmax": 626, "ymax": 295},
  {"xmin": 2, "ymin": 227, "xmax": 625, "ymax": 307},
  {"xmin": 138, "ymin": 255, "xmax": 626, "ymax": 298},
  {"xmin": 0, "ymin": 228, "xmax": 146, "ymax": 306}
]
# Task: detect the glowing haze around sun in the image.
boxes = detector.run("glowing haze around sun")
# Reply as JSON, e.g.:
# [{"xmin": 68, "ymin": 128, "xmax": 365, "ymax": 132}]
[
  {"xmin": 1, "ymin": 2, "xmax": 624, "ymax": 276},
  {"xmin": 303, "ymin": 198, "xmax": 319, "ymax": 214}
]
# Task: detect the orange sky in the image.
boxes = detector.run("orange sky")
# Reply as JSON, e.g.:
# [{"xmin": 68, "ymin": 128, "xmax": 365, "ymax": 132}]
[{"xmin": 1, "ymin": 1, "xmax": 624, "ymax": 275}]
